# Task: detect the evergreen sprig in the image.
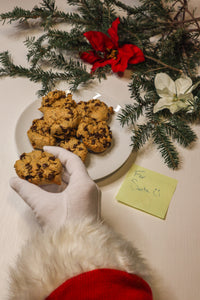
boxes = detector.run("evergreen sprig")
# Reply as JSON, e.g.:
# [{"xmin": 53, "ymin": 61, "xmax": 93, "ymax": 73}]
[
  {"xmin": 0, "ymin": 0, "xmax": 200, "ymax": 168},
  {"xmin": 152, "ymin": 124, "xmax": 180, "ymax": 170},
  {"xmin": 0, "ymin": 51, "xmax": 93, "ymax": 95}
]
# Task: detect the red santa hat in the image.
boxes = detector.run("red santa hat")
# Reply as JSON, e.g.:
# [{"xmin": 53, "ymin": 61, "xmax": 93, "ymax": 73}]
[{"xmin": 46, "ymin": 268, "xmax": 153, "ymax": 300}]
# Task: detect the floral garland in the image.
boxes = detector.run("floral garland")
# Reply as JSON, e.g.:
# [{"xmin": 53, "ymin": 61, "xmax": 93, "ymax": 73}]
[{"xmin": 0, "ymin": 0, "xmax": 200, "ymax": 169}]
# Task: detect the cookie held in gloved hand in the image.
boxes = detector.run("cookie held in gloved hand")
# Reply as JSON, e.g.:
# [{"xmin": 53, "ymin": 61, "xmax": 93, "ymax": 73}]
[
  {"xmin": 14, "ymin": 150, "xmax": 62, "ymax": 185},
  {"xmin": 10, "ymin": 146, "xmax": 101, "ymax": 229}
]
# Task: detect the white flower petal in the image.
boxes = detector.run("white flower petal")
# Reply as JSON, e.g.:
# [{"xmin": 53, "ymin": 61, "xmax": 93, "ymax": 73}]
[
  {"xmin": 153, "ymin": 73, "xmax": 197, "ymax": 115},
  {"xmin": 153, "ymin": 96, "xmax": 173, "ymax": 113},
  {"xmin": 169, "ymin": 104, "xmax": 180, "ymax": 114},
  {"xmin": 169, "ymin": 100, "xmax": 190, "ymax": 114},
  {"xmin": 175, "ymin": 76, "xmax": 192, "ymax": 96},
  {"xmin": 186, "ymin": 80, "xmax": 200, "ymax": 93},
  {"xmin": 155, "ymin": 73, "xmax": 176, "ymax": 97},
  {"xmin": 178, "ymin": 92, "xmax": 194, "ymax": 102}
]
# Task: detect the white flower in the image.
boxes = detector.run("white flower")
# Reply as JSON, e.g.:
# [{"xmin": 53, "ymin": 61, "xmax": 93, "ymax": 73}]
[{"xmin": 153, "ymin": 73, "xmax": 199, "ymax": 114}]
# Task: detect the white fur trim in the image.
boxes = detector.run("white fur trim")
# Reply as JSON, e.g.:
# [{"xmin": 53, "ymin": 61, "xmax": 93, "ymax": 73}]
[{"xmin": 8, "ymin": 218, "xmax": 151, "ymax": 299}]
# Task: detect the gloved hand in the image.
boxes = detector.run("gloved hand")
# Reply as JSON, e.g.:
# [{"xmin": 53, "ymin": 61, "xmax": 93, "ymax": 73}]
[{"xmin": 10, "ymin": 146, "xmax": 101, "ymax": 229}]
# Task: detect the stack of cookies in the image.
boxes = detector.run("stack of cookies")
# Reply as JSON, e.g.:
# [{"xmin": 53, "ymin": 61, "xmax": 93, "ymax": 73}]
[{"xmin": 27, "ymin": 90, "xmax": 114, "ymax": 162}]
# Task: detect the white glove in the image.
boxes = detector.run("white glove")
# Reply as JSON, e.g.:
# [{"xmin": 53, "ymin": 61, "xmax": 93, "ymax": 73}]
[{"xmin": 10, "ymin": 146, "xmax": 101, "ymax": 229}]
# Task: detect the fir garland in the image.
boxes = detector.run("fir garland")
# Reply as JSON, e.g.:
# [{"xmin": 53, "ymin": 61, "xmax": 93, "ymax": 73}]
[{"xmin": 0, "ymin": 0, "xmax": 200, "ymax": 169}]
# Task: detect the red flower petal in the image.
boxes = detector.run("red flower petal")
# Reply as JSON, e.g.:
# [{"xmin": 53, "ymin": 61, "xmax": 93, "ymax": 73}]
[
  {"xmin": 80, "ymin": 50, "xmax": 101, "ymax": 64},
  {"xmin": 83, "ymin": 31, "xmax": 114, "ymax": 52},
  {"xmin": 91, "ymin": 58, "xmax": 114, "ymax": 72},
  {"xmin": 118, "ymin": 44, "xmax": 145, "ymax": 63},
  {"xmin": 110, "ymin": 44, "xmax": 145, "ymax": 73},
  {"xmin": 110, "ymin": 55, "xmax": 129, "ymax": 73},
  {"xmin": 125, "ymin": 44, "xmax": 145, "ymax": 64},
  {"xmin": 108, "ymin": 45, "xmax": 134, "ymax": 73},
  {"xmin": 107, "ymin": 17, "xmax": 120, "ymax": 48}
]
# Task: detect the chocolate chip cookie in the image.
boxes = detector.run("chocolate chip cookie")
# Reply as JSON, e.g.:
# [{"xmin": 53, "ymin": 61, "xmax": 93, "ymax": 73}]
[
  {"xmin": 39, "ymin": 90, "xmax": 76, "ymax": 113},
  {"xmin": 59, "ymin": 137, "xmax": 88, "ymax": 162},
  {"xmin": 14, "ymin": 150, "xmax": 62, "ymax": 185},
  {"xmin": 27, "ymin": 117, "xmax": 57, "ymax": 149},
  {"xmin": 76, "ymin": 117, "xmax": 112, "ymax": 153},
  {"xmin": 77, "ymin": 99, "xmax": 114, "ymax": 122},
  {"xmin": 43, "ymin": 107, "xmax": 81, "ymax": 139}
]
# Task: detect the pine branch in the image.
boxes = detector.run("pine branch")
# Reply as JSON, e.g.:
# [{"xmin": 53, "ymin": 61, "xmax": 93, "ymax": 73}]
[
  {"xmin": 0, "ymin": 51, "xmax": 93, "ymax": 95},
  {"xmin": 0, "ymin": 0, "xmax": 77, "ymax": 28},
  {"xmin": 164, "ymin": 117, "xmax": 197, "ymax": 147},
  {"xmin": 131, "ymin": 123, "xmax": 153, "ymax": 151},
  {"xmin": 152, "ymin": 124, "xmax": 180, "ymax": 169},
  {"xmin": 0, "ymin": 7, "xmax": 37, "ymax": 24},
  {"xmin": 24, "ymin": 35, "xmax": 48, "ymax": 67},
  {"xmin": 117, "ymin": 103, "xmax": 145, "ymax": 127},
  {"xmin": 67, "ymin": 0, "xmax": 117, "ymax": 31},
  {"xmin": 47, "ymin": 28, "xmax": 88, "ymax": 51}
]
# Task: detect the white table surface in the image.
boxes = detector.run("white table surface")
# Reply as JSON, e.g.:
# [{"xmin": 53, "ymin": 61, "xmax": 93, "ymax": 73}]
[{"xmin": 0, "ymin": 1, "xmax": 200, "ymax": 299}]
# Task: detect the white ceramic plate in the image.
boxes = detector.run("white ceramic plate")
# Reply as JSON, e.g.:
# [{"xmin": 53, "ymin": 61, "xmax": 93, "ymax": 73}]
[{"xmin": 15, "ymin": 93, "xmax": 132, "ymax": 180}]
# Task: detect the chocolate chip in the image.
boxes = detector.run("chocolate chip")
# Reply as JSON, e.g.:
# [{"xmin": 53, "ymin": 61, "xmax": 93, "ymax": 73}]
[
  {"xmin": 25, "ymin": 175, "xmax": 33, "ymax": 181},
  {"xmin": 94, "ymin": 133, "xmax": 103, "ymax": 138},
  {"xmin": 48, "ymin": 173, "xmax": 55, "ymax": 180},
  {"xmin": 42, "ymin": 163, "xmax": 48, "ymax": 169},
  {"xmin": 49, "ymin": 156, "xmax": 56, "ymax": 161},
  {"xmin": 36, "ymin": 164, "xmax": 41, "ymax": 170},
  {"xmin": 64, "ymin": 138, "xmax": 70, "ymax": 142},
  {"xmin": 37, "ymin": 171, "xmax": 43, "ymax": 178},
  {"xmin": 31, "ymin": 125, "xmax": 37, "ymax": 132},
  {"xmin": 25, "ymin": 164, "xmax": 32, "ymax": 171},
  {"xmin": 60, "ymin": 126, "xmax": 69, "ymax": 133},
  {"xmin": 20, "ymin": 153, "xmax": 26, "ymax": 160}
]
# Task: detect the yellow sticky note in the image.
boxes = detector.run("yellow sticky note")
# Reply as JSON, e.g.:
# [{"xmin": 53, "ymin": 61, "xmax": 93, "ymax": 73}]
[{"xmin": 116, "ymin": 164, "xmax": 178, "ymax": 219}]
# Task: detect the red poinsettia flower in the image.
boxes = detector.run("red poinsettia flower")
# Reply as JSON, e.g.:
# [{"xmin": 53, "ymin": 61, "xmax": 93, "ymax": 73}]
[{"xmin": 80, "ymin": 18, "xmax": 145, "ymax": 73}]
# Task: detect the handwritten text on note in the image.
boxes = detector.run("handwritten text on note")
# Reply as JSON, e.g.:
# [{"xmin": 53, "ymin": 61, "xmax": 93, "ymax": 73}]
[{"xmin": 116, "ymin": 164, "xmax": 178, "ymax": 219}]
